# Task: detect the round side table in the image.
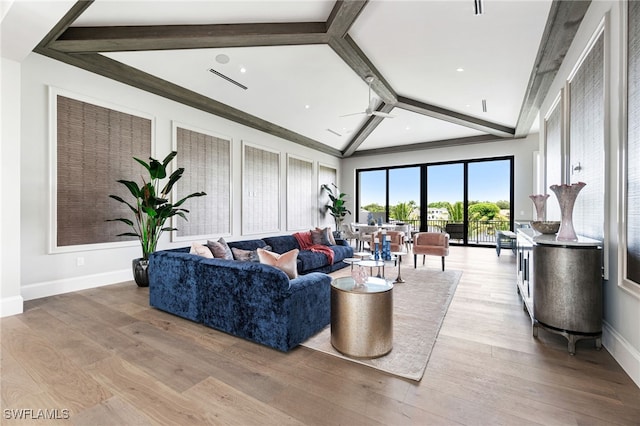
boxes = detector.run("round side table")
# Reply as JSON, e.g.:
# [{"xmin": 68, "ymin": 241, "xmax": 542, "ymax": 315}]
[
  {"xmin": 330, "ymin": 276, "xmax": 393, "ymax": 358},
  {"xmin": 343, "ymin": 257, "xmax": 361, "ymax": 270},
  {"xmin": 391, "ymin": 251, "xmax": 407, "ymax": 283}
]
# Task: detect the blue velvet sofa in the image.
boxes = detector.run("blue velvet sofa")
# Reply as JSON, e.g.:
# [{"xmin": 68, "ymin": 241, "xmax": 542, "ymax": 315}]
[
  {"xmin": 148, "ymin": 241, "xmax": 344, "ymax": 351},
  {"xmin": 227, "ymin": 235, "xmax": 353, "ymax": 275}
]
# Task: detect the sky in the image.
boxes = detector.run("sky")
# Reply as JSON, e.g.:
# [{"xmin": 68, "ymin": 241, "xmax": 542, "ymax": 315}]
[{"xmin": 360, "ymin": 159, "xmax": 511, "ymax": 206}]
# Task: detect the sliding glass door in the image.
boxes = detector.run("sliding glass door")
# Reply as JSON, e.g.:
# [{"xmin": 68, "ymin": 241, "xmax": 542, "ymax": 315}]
[{"xmin": 356, "ymin": 156, "xmax": 513, "ymax": 247}]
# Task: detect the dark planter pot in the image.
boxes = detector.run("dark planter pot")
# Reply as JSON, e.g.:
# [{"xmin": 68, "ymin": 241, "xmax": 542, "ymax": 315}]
[{"xmin": 132, "ymin": 258, "xmax": 149, "ymax": 287}]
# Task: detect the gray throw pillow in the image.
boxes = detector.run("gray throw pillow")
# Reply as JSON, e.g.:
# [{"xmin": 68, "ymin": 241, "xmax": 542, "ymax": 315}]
[
  {"xmin": 231, "ymin": 245, "xmax": 271, "ymax": 262},
  {"xmin": 207, "ymin": 237, "xmax": 234, "ymax": 260}
]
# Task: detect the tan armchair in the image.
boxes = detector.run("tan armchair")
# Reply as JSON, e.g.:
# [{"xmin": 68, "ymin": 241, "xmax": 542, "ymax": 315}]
[
  {"xmin": 369, "ymin": 230, "xmax": 405, "ymax": 253},
  {"xmin": 412, "ymin": 232, "xmax": 450, "ymax": 271}
]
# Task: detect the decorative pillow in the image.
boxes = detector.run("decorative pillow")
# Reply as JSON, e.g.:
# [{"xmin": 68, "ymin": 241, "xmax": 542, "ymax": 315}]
[
  {"xmin": 257, "ymin": 248, "xmax": 299, "ymax": 279},
  {"xmin": 231, "ymin": 245, "xmax": 271, "ymax": 262},
  {"xmin": 190, "ymin": 242, "xmax": 214, "ymax": 258},
  {"xmin": 321, "ymin": 226, "xmax": 336, "ymax": 245},
  {"xmin": 207, "ymin": 237, "xmax": 234, "ymax": 260},
  {"xmin": 310, "ymin": 227, "xmax": 332, "ymax": 246}
]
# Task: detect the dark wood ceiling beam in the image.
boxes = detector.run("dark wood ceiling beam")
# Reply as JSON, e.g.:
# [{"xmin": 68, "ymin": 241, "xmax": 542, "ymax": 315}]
[
  {"xmin": 326, "ymin": 0, "xmax": 368, "ymax": 37},
  {"xmin": 328, "ymin": 35, "xmax": 396, "ymax": 105},
  {"xmin": 50, "ymin": 22, "xmax": 329, "ymax": 53},
  {"xmin": 34, "ymin": 47, "xmax": 342, "ymax": 157},
  {"xmin": 36, "ymin": 0, "xmax": 93, "ymax": 49},
  {"xmin": 341, "ymin": 103, "xmax": 395, "ymax": 157},
  {"xmin": 349, "ymin": 134, "xmax": 517, "ymax": 157},
  {"xmin": 514, "ymin": 0, "xmax": 591, "ymax": 137},
  {"xmin": 396, "ymin": 96, "xmax": 515, "ymax": 138}
]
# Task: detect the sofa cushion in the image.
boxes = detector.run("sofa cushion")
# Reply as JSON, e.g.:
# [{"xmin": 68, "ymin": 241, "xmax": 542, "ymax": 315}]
[
  {"xmin": 296, "ymin": 250, "xmax": 329, "ymax": 273},
  {"xmin": 227, "ymin": 239, "xmax": 268, "ymax": 251},
  {"xmin": 329, "ymin": 244, "xmax": 352, "ymax": 263},
  {"xmin": 257, "ymin": 248, "xmax": 299, "ymax": 279},
  {"xmin": 207, "ymin": 238, "xmax": 234, "ymax": 260},
  {"xmin": 190, "ymin": 242, "xmax": 213, "ymax": 258},
  {"xmin": 262, "ymin": 235, "xmax": 300, "ymax": 254}
]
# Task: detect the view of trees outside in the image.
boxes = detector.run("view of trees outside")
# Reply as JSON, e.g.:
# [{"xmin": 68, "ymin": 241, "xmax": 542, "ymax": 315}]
[{"xmin": 358, "ymin": 159, "xmax": 512, "ymax": 244}]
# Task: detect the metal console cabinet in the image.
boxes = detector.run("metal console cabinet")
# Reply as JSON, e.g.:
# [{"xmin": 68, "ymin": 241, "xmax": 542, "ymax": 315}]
[{"xmin": 516, "ymin": 229, "xmax": 602, "ymax": 355}]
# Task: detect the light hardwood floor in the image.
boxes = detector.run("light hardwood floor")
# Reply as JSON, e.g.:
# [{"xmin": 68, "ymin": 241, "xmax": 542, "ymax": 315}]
[{"xmin": 2, "ymin": 246, "xmax": 639, "ymax": 425}]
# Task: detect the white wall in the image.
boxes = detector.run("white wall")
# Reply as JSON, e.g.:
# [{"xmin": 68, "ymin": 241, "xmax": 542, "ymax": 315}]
[
  {"xmin": 538, "ymin": 0, "xmax": 639, "ymax": 387},
  {"xmin": 19, "ymin": 52, "xmax": 340, "ymax": 301},
  {"xmin": 340, "ymin": 134, "xmax": 540, "ymax": 223},
  {"xmin": 0, "ymin": 57, "xmax": 23, "ymax": 317}
]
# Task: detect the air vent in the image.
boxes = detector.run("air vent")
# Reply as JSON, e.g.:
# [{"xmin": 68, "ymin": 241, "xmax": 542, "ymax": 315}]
[
  {"xmin": 326, "ymin": 128, "xmax": 342, "ymax": 137},
  {"xmin": 208, "ymin": 68, "xmax": 247, "ymax": 90}
]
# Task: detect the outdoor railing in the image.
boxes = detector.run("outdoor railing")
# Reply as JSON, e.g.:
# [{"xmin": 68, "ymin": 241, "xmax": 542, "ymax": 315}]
[{"xmin": 388, "ymin": 219, "xmax": 511, "ymax": 245}]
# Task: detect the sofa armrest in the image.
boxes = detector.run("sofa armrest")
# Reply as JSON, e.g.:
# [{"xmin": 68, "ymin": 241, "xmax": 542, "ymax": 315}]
[
  {"xmin": 288, "ymin": 272, "xmax": 332, "ymax": 295},
  {"xmin": 335, "ymin": 239, "xmax": 349, "ymax": 247}
]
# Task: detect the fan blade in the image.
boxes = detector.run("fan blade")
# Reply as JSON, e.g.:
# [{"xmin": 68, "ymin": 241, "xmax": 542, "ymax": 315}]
[
  {"xmin": 371, "ymin": 111, "xmax": 395, "ymax": 118},
  {"xmin": 340, "ymin": 111, "xmax": 366, "ymax": 117}
]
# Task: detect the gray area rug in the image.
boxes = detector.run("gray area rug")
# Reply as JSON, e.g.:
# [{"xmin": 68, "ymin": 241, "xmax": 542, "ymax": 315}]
[{"xmin": 301, "ymin": 266, "xmax": 462, "ymax": 381}]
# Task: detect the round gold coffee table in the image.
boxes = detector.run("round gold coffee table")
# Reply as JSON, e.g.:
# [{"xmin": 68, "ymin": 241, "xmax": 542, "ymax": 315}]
[{"xmin": 330, "ymin": 276, "xmax": 393, "ymax": 358}]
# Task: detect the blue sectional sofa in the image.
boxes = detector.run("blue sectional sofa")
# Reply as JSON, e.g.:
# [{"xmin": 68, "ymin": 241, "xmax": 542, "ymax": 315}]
[{"xmin": 148, "ymin": 235, "xmax": 353, "ymax": 351}]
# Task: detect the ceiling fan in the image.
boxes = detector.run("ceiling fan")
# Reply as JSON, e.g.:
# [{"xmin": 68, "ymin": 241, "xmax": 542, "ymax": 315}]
[{"xmin": 341, "ymin": 76, "xmax": 395, "ymax": 119}]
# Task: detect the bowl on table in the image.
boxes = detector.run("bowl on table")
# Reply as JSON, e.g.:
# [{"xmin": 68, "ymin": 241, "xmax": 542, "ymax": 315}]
[{"xmin": 531, "ymin": 221, "xmax": 561, "ymax": 234}]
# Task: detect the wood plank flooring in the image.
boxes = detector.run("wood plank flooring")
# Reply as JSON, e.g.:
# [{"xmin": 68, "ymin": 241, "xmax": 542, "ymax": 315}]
[{"xmin": 2, "ymin": 246, "xmax": 639, "ymax": 425}]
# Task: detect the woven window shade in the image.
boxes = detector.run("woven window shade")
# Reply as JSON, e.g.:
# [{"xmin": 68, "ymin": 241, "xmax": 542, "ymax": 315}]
[
  {"xmin": 287, "ymin": 156, "xmax": 314, "ymax": 230},
  {"xmin": 175, "ymin": 127, "xmax": 231, "ymax": 237},
  {"xmin": 545, "ymin": 98, "xmax": 563, "ymax": 221},
  {"xmin": 318, "ymin": 165, "xmax": 337, "ymax": 228},
  {"xmin": 569, "ymin": 32, "xmax": 605, "ymax": 244},
  {"xmin": 56, "ymin": 95, "xmax": 151, "ymax": 247},
  {"xmin": 627, "ymin": 2, "xmax": 640, "ymax": 284},
  {"xmin": 242, "ymin": 144, "xmax": 280, "ymax": 234}
]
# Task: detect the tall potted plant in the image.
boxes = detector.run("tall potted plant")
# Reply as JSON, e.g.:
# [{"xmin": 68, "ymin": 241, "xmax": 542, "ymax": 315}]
[
  {"xmin": 321, "ymin": 183, "xmax": 351, "ymax": 235},
  {"xmin": 108, "ymin": 151, "xmax": 206, "ymax": 287}
]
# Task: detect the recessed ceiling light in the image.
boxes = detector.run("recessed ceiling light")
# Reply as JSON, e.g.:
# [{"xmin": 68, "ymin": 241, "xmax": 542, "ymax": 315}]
[
  {"xmin": 466, "ymin": 104, "xmax": 471, "ymax": 108},
  {"xmin": 215, "ymin": 54, "xmax": 230, "ymax": 64},
  {"xmin": 304, "ymin": 105, "xmax": 310, "ymax": 109},
  {"xmin": 456, "ymin": 68, "xmax": 464, "ymax": 72},
  {"xmin": 405, "ymin": 126, "xmax": 411, "ymax": 131},
  {"xmin": 240, "ymin": 67, "xmax": 247, "ymax": 73}
]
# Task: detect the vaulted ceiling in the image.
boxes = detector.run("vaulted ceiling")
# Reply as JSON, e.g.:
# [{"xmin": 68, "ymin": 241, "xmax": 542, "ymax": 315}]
[{"xmin": 31, "ymin": 0, "xmax": 590, "ymax": 157}]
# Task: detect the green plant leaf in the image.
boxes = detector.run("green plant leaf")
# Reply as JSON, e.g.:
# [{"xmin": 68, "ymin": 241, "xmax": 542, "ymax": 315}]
[
  {"xmin": 162, "ymin": 151, "xmax": 177, "ymax": 168},
  {"xmin": 117, "ymin": 180, "xmax": 141, "ymax": 198},
  {"xmin": 148, "ymin": 158, "xmax": 167, "ymax": 180},
  {"xmin": 116, "ymin": 232, "xmax": 141, "ymax": 237},
  {"xmin": 106, "ymin": 218, "xmax": 134, "ymax": 226},
  {"xmin": 173, "ymin": 191, "xmax": 207, "ymax": 207},
  {"xmin": 161, "ymin": 168, "xmax": 185, "ymax": 195},
  {"xmin": 133, "ymin": 157, "xmax": 151, "ymax": 173},
  {"xmin": 108, "ymin": 195, "xmax": 138, "ymax": 214}
]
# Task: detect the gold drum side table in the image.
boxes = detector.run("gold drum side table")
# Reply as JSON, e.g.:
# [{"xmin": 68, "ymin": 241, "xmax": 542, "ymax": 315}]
[{"xmin": 330, "ymin": 276, "xmax": 393, "ymax": 358}]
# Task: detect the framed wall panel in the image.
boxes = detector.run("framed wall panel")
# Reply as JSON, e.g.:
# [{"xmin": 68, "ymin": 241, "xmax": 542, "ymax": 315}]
[
  {"xmin": 621, "ymin": 1, "xmax": 640, "ymax": 297},
  {"xmin": 50, "ymin": 88, "xmax": 152, "ymax": 252},
  {"xmin": 566, "ymin": 20, "xmax": 607, "ymax": 277},
  {"xmin": 318, "ymin": 164, "xmax": 337, "ymax": 228},
  {"xmin": 286, "ymin": 154, "xmax": 314, "ymax": 231},
  {"xmin": 543, "ymin": 91, "xmax": 564, "ymax": 221},
  {"xmin": 242, "ymin": 142, "xmax": 280, "ymax": 235},
  {"xmin": 173, "ymin": 123, "xmax": 231, "ymax": 241}
]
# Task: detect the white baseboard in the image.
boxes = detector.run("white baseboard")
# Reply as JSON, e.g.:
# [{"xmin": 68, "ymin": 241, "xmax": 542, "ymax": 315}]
[
  {"xmin": 1, "ymin": 295, "xmax": 24, "ymax": 317},
  {"xmin": 21, "ymin": 269, "xmax": 132, "ymax": 301},
  {"xmin": 603, "ymin": 320, "xmax": 640, "ymax": 389}
]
